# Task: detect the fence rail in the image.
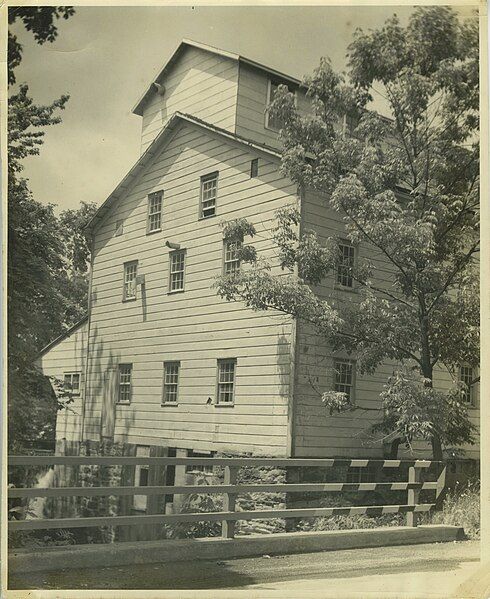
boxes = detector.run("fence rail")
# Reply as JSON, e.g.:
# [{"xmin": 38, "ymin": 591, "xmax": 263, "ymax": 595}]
[{"xmin": 8, "ymin": 456, "xmax": 446, "ymax": 539}]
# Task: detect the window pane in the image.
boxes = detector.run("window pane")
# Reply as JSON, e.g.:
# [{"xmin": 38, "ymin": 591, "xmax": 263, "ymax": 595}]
[
  {"xmin": 148, "ymin": 192, "xmax": 163, "ymax": 232},
  {"xmin": 460, "ymin": 366, "xmax": 473, "ymax": 404},
  {"xmin": 200, "ymin": 174, "xmax": 217, "ymax": 218},
  {"xmin": 169, "ymin": 251, "xmax": 185, "ymax": 291},
  {"xmin": 72, "ymin": 374, "xmax": 80, "ymax": 392},
  {"xmin": 124, "ymin": 262, "xmax": 138, "ymax": 299},
  {"xmin": 267, "ymin": 81, "xmax": 290, "ymax": 130},
  {"xmin": 337, "ymin": 243, "xmax": 355, "ymax": 288},
  {"xmin": 334, "ymin": 361, "xmax": 354, "ymax": 401},
  {"xmin": 224, "ymin": 240, "xmax": 241, "ymax": 274},
  {"xmin": 118, "ymin": 364, "xmax": 132, "ymax": 403},
  {"xmin": 218, "ymin": 360, "xmax": 236, "ymax": 404},
  {"xmin": 163, "ymin": 362, "xmax": 179, "ymax": 403}
]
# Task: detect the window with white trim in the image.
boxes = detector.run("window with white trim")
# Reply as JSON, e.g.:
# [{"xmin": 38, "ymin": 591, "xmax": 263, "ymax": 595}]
[
  {"xmin": 133, "ymin": 445, "xmax": 150, "ymax": 511},
  {"xmin": 118, "ymin": 363, "xmax": 132, "ymax": 404},
  {"xmin": 147, "ymin": 191, "xmax": 163, "ymax": 233},
  {"xmin": 200, "ymin": 172, "xmax": 218, "ymax": 218},
  {"xmin": 460, "ymin": 366, "xmax": 475, "ymax": 405},
  {"xmin": 337, "ymin": 242, "xmax": 355, "ymax": 288},
  {"xmin": 334, "ymin": 360, "xmax": 355, "ymax": 402},
  {"xmin": 123, "ymin": 261, "xmax": 138, "ymax": 301},
  {"xmin": 162, "ymin": 361, "xmax": 180, "ymax": 404},
  {"xmin": 169, "ymin": 250, "xmax": 185, "ymax": 292},
  {"xmin": 63, "ymin": 372, "xmax": 81, "ymax": 395},
  {"xmin": 217, "ymin": 359, "xmax": 236, "ymax": 404},
  {"xmin": 223, "ymin": 239, "xmax": 242, "ymax": 275}
]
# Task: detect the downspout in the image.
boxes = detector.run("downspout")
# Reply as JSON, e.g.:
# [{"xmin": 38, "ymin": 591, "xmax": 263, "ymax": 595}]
[{"xmin": 80, "ymin": 233, "xmax": 95, "ymax": 444}]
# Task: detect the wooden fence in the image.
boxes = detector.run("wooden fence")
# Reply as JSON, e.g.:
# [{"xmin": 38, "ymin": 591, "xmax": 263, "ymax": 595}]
[{"xmin": 8, "ymin": 456, "xmax": 446, "ymax": 540}]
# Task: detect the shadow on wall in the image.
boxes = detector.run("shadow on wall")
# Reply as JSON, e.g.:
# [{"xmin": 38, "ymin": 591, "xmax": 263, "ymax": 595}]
[{"xmin": 277, "ymin": 331, "xmax": 291, "ymax": 402}]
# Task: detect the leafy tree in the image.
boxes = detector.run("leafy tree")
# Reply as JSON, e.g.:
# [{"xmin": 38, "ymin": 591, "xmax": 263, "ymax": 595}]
[
  {"xmin": 8, "ymin": 6, "xmax": 75, "ymax": 84},
  {"xmin": 8, "ymin": 7, "xmax": 88, "ymax": 452},
  {"xmin": 216, "ymin": 7, "xmax": 479, "ymax": 460}
]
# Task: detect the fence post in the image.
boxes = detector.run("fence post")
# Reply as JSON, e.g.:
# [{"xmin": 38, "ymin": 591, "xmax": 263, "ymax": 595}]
[
  {"xmin": 222, "ymin": 466, "xmax": 238, "ymax": 539},
  {"xmin": 406, "ymin": 465, "xmax": 421, "ymax": 527},
  {"xmin": 435, "ymin": 464, "xmax": 447, "ymax": 510}
]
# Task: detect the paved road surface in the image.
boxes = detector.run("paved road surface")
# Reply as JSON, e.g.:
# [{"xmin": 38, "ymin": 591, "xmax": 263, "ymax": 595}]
[{"xmin": 9, "ymin": 540, "xmax": 482, "ymax": 597}]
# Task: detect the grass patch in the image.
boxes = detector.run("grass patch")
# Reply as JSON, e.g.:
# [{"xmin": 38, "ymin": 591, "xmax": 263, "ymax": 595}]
[{"xmin": 420, "ymin": 482, "xmax": 480, "ymax": 539}]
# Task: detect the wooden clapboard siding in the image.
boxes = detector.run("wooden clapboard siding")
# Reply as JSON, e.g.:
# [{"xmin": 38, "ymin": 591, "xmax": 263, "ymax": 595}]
[
  {"xmin": 85, "ymin": 119, "xmax": 298, "ymax": 455},
  {"xmin": 431, "ymin": 363, "xmax": 480, "ymax": 460},
  {"xmin": 37, "ymin": 320, "xmax": 87, "ymax": 442},
  {"xmin": 293, "ymin": 189, "xmax": 480, "ymax": 459},
  {"xmin": 235, "ymin": 63, "xmax": 313, "ymax": 149},
  {"xmin": 140, "ymin": 46, "xmax": 238, "ymax": 153}
]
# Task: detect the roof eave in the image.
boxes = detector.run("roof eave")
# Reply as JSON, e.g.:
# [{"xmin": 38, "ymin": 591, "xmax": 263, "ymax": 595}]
[{"xmin": 38, "ymin": 315, "xmax": 89, "ymax": 359}]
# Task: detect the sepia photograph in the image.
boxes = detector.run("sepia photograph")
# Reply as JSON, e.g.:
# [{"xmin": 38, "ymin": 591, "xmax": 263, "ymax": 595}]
[{"xmin": 3, "ymin": 2, "xmax": 488, "ymax": 596}]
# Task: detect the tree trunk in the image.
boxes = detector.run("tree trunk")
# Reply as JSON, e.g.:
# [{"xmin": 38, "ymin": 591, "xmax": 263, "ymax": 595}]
[
  {"xmin": 431, "ymin": 434, "xmax": 443, "ymax": 461},
  {"xmin": 419, "ymin": 308, "xmax": 442, "ymax": 461},
  {"xmin": 389, "ymin": 438, "xmax": 402, "ymax": 459}
]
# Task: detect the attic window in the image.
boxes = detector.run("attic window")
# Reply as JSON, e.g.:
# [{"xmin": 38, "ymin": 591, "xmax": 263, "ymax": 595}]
[
  {"xmin": 199, "ymin": 172, "xmax": 218, "ymax": 219},
  {"xmin": 147, "ymin": 191, "xmax": 163, "ymax": 233},
  {"xmin": 266, "ymin": 79, "xmax": 292, "ymax": 131}
]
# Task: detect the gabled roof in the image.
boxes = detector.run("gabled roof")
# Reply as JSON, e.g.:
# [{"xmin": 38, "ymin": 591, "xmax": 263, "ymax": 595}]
[
  {"xmin": 38, "ymin": 315, "xmax": 88, "ymax": 358},
  {"xmin": 85, "ymin": 112, "xmax": 282, "ymax": 235},
  {"xmin": 132, "ymin": 38, "xmax": 302, "ymax": 116}
]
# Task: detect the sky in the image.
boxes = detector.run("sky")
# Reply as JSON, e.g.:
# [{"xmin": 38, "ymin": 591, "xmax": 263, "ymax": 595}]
[{"xmin": 10, "ymin": 4, "xmax": 477, "ymax": 213}]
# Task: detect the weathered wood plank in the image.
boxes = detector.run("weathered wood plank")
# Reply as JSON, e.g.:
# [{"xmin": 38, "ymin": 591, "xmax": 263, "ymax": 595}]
[
  {"xmin": 8, "ymin": 481, "xmax": 437, "ymax": 499},
  {"xmin": 8, "ymin": 503, "xmax": 436, "ymax": 531},
  {"xmin": 8, "ymin": 456, "xmax": 436, "ymax": 467}
]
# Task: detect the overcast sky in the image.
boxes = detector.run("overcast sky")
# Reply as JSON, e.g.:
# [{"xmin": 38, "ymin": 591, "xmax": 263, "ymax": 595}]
[{"xmin": 10, "ymin": 5, "xmax": 476, "ymax": 213}]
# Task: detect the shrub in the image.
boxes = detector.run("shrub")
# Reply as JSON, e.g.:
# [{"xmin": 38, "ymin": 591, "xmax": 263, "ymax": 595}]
[{"xmin": 420, "ymin": 481, "xmax": 480, "ymax": 539}]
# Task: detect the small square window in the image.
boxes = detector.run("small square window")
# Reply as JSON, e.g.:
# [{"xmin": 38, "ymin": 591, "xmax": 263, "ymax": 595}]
[
  {"xmin": 63, "ymin": 372, "xmax": 81, "ymax": 395},
  {"xmin": 460, "ymin": 366, "xmax": 475, "ymax": 405},
  {"xmin": 337, "ymin": 242, "xmax": 355, "ymax": 288},
  {"xmin": 147, "ymin": 191, "xmax": 163, "ymax": 233},
  {"xmin": 169, "ymin": 250, "xmax": 185, "ymax": 292},
  {"xmin": 115, "ymin": 220, "xmax": 124, "ymax": 236},
  {"xmin": 123, "ymin": 261, "xmax": 138, "ymax": 301},
  {"xmin": 334, "ymin": 360, "xmax": 355, "ymax": 402},
  {"xmin": 217, "ymin": 359, "xmax": 236, "ymax": 404},
  {"xmin": 223, "ymin": 240, "xmax": 242, "ymax": 275},
  {"xmin": 163, "ymin": 361, "xmax": 180, "ymax": 404},
  {"xmin": 200, "ymin": 172, "xmax": 218, "ymax": 219},
  {"xmin": 118, "ymin": 364, "xmax": 132, "ymax": 404},
  {"xmin": 250, "ymin": 158, "xmax": 259, "ymax": 178}
]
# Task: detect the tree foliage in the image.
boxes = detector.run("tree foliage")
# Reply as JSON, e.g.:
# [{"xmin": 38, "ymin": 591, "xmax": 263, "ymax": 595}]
[
  {"xmin": 8, "ymin": 6, "xmax": 95, "ymax": 452},
  {"xmin": 8, "ymin": 6, "xmax": 75, "ymax": 84},
  {"xmin": 215, "ymin": 7, "xmax": 479, "ymax": 459}
]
